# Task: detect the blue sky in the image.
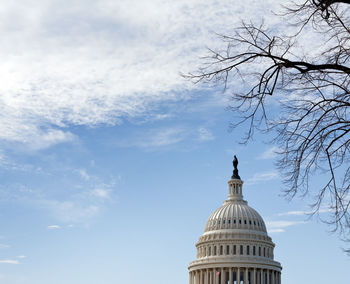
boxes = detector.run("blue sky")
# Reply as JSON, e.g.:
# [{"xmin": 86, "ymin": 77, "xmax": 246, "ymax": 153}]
[{"xmin": 0, "ymin": 0, "xmax": 349, "ymax": 283}]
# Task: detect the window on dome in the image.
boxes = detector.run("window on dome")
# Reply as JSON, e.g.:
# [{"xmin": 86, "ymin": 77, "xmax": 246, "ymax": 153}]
[
  {"xmin": 209, "ymin": 247, "xmax": 211, "ymax": 256},
  {"xmin": 228, "ymin": 219, "xmax": 231, "ymax": 224},
  {"xmin": 220, "ymin": 246, "xmax": 223, "ymax": 255},
  {"xmin": 263, "ymin": 247, "xmax": 266, "ymax": 257},
  {"xmin": 249, "ymin": 220, "xmax": 252, "ymax": 225},
  {"xmin": 247, "ymin": 245, "xmax": 250, "ymax": 255},
  {"xmin": 234, "ymin": 219, "xmax": 236, "ymax": 224},
  {"xmin": 244, "ymin": 220, "xmax": 247, "ymax": 224},
  {"xmin": 259, "ymin": 247, "xmax": 261, "ymax": 256},
  {"xmin": 223, "ymin": 220, "xmax": 226, "ymax": 224},
  {"xmin": 240, "ymin": 245, "xmax": 243, "ymax": 255},
  {"xmin": 214, "ymin": 246, "xmax": 217, "ymax": 255},
  {"xmin": 239, "ymin": 219, "xmax": 242, "ymax": 224},
  {"xmin": 226, "ymin": 245, "xmax": 230, "ymax": 255},
  {"xmin": 253, "ymin": 246, "xmax": 256, "ymax": 255},
  {"xmin": 233, "ymin": 245, "xmax": 236, "ymax": 255},
  {"xmin": 218, "ymin": 220, "xmax": 220, "ymax": 225},
  {"xmin": 254, "ymin": 221, "xmax": 256, "ymax": 225}
]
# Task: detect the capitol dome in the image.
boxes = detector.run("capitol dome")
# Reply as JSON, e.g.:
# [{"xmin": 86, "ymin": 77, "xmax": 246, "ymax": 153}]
[
  {"xmin": 204, "ymin": 199, "xmax": 267, "ymax": 234},
  {"xmin": 188, "ymin": 156, "xmax": 282, "ymax": 284}
]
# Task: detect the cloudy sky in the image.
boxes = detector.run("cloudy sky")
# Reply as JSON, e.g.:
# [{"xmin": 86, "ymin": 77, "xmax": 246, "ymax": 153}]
[{"xmin": 0, "ymin": 1, "xmax": 348, "ymax": 283}]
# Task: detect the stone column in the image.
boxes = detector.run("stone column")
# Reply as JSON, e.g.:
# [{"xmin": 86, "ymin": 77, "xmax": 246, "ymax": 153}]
[
  {"xmin": 229, "ymin": 268, "xmax": 233, "ymax": 284},
  {"xmin": 272, "ymin": 271, "xmax": 275, "ymax": 284},
  {"xmin": 252, "ymin": 268, "xmax": 256, "ymax": 284},
  {"xmin": 236, "ymin": 268, "xmax": 240, "ymax": 284},
  {"xmin": 267, "ymin": 270, "xmax": 270, "ymax": 284},
  {"xmin": 260, "ymin": 269, "xmax": 263, "ymax": 284},
  {"xmin": 220, "ymin": 268, "xmax": 226, "ymax": 284},
  {"xmin": 244, "ymin": 268, "xmax": 248, "ymax": 284}
]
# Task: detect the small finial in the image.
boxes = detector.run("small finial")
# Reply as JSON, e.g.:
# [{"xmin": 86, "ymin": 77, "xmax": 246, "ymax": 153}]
[{"xmin": 231, "ymin": 155, "xmax": 241, "ymax": 179}]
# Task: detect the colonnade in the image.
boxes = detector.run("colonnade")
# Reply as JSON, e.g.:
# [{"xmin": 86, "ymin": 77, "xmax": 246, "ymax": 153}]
[{"xmin": 189, "ymin": 267, "xmax": 281, "ymax": 284}]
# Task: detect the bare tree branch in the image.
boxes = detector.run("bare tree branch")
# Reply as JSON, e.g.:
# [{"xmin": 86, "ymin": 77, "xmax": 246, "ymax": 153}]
[{"xmin": 184, "ymin": 1, "xmax": 350, "ymax": 253}]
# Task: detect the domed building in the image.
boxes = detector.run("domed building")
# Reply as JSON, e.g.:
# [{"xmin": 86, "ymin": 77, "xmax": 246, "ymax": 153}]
[{"xmin": 188, "ymin": 157, "xmax": 282, "ymax": 284}]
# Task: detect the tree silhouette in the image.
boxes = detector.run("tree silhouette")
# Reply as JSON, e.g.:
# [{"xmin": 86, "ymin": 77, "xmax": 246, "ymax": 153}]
[{"xmin": 185, "ymin": 0, "xmax": 350, "ymax": 252}]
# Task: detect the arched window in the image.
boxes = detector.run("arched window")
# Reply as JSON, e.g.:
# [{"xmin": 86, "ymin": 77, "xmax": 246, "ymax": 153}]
[
  {"xmin": 244, "ymin": 220, "xmax": 247, "ymax": 224},
  {"xmin": 214, "ymin": 246, "xmax": 217, "ymax": 255},
  {"xmin": 253, "ymin": 246, "xmax": 256, "ymax": 256},
  {"xmin": 209, "ymin": 247, "xmax": 211, "ymax": 256},
  {"xmin": 247, "ymin": 245, "xmax": 250, "ymax": 255},
  {"xmin": 263, "ymin": 247, "xmax": 266, "ymax": 257},
  {"xmin": 226, "ymin": 245, "xmax": 230, "ymax": 255},
  {"xmin": 240, "ymin": 245, "xmax": 243, "ymax": 255},
  {"xmin": 220, "ymin": 245, "xmax": 223, "ymax": 255},
  {"xmin": 259, "ymin": 247, "xmax": 261, "ymax": 256},
  {"xmin": 233, "ymin": 245, "xmax": 236, "ymax": 255},
  {"xmin": 239, "ymin": 219, "xmax": 242, "ymax": 224},
  {"xmin": 234, "ymin": 219, "xmax": 236, "ymax": 224}
]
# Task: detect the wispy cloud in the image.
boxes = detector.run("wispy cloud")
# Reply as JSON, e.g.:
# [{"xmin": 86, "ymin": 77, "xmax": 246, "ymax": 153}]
[
  {"xmin": 268, "ymin": 228, "xmax": 285, "ymax": 233},
  {"xmin": 0, "ymin": 0, "xmax": 282, "ymax": 148},
  {"xmin": 258, "ymin": 146, "xmax": 281, "ymax": 160},
  {"xmin": 78, "ymin": 169, "xmax": 90, "ymax": 181},
  {"xmin": 266, "ymin": 220, "xmax": 307, "ymax": 233},
  {"xmin": 27, "ymin": 129, "xmax": 76, "ymax": 150},
  {"xmin": 47, "ymin": 225, "xmax": 61, "ymax": 229},
  {"xmin": 91, "ymin": 188, "xmax": 110, "ymax": 199},
  {"xmin": 0, "ymin": 260, "xmax": 19, "ymax": 265},
  {"xmin": 278, "ymin": 208, "xmax": 332, "ymax": 216},
  {"xmin": 197, "ymin": 127, "xmax": 215, "ymax": 141},
  {"xmin": 0, "ymin": 244, "xmax": 10, "ymax": 249},
  {"xmin": 41, "ymin": 200, "xmax": 100, "ymax": 224},
  {"xmin": 121, "ymin": 127, "xmax": 188, "ymax": 149},
  {"xmin": 0, "ymin": 166, "xmax": 117, "ymax": 224},
  {"xmin": 246, "ymin": 171, "xmax": 279, "ymax": 185}
]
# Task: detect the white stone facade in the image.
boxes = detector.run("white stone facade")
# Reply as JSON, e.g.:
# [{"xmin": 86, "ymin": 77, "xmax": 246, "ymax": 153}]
[{"xmin": 188, "ymin": 176, "xmax": 282, "ymax": 284}]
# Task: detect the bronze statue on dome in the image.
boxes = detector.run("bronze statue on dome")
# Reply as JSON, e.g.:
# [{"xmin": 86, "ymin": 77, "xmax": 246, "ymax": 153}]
[{"xmin": 231, "ymin": 155, "xmax": 241, "ymax": 179}]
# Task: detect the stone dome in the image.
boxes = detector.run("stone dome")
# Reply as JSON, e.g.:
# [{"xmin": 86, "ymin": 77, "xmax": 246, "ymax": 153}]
[{"xmin": 204, "ymin": 199, "xmax": 267, "ymax": 234}]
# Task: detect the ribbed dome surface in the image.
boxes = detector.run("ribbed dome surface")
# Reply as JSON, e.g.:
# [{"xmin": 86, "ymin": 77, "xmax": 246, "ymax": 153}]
[{"xmin": 204, "ymin": 200, "xmax": 267, "ymax": 233}]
